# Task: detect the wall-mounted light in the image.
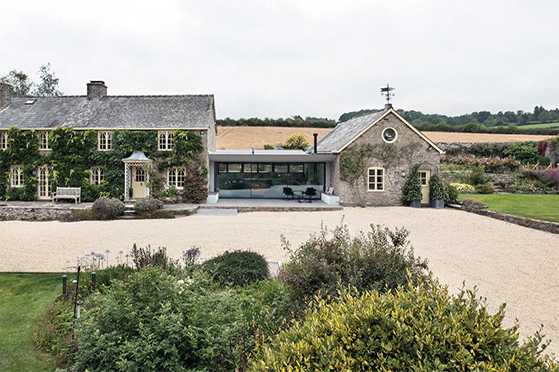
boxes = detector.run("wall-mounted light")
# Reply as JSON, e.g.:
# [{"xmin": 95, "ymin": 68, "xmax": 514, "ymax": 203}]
[
  {"xmin": 401, "ymin": 171, "xmax": 406, "ymax": 177},
  {"xmin": 32, "ymin": 169, "xmax": 37, "ymax": 176},
  {"xmin": 427, "ymin": 145, "xmax": 433, "ymax": 151}
]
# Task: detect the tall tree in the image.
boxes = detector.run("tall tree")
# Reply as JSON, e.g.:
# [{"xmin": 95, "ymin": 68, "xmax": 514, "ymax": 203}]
[
  {"xmin": 0, "ymin": 69, "xmax": 33, "ymax": 96},
  {"xmin": 0, "ymin": 63, "xmax": 62, "ymax": 97},
  {"xmin": 33, "ymin": 63, "xmax": 62, "ymax": 96}
]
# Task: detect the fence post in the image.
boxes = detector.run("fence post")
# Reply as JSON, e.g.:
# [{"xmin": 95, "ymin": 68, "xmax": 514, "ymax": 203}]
[{"xmin": 91, "ymin": 271, "xmax": 96, "ymax": 292}]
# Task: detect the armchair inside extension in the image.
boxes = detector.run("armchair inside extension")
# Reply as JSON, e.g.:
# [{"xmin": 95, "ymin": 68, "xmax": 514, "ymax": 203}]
[{"xmin": 283, "ymin": 187, "xmax": 295, "ymax": 199}]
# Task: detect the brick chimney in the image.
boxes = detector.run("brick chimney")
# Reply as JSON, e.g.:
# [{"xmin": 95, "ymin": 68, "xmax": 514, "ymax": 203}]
[
  {"xmin": 0, "ymin": 82, "xmax": 12, "ymax": 109},
  {"xmin": 87, "ymin": 81, "xmax": 107, "ymax": 100}
]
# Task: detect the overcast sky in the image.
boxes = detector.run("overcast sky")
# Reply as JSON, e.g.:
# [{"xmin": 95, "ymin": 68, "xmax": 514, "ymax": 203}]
[{"xmin": 1, "ymin": 1, "xmax": 558, "ymax": 120}]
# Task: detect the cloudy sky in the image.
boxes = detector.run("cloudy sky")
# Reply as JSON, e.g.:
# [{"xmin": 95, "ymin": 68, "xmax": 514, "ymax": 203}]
[{"xmin": 1, "ymin": 1, "xmax": 557, "ymax": 120}]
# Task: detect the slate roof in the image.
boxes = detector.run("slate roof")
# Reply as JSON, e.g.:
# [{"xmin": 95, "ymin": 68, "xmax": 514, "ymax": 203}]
[
  {"xmin": 310, "ymin": 108, "xmax": 387, "ymax": 153},
  {"xmin": 0, "ymin": 95, "xmax": 215, "ymax": 130}
]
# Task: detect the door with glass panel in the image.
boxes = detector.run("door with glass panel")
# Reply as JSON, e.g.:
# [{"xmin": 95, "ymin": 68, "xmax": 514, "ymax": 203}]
[
  {"xmin": 418, "ymin": 169, "xmax": 430, "ymax": 204},
  {"xmin": 37, "ymin": 166, "xmax": 50, "ymax": 200},
  {"xmin": 131, "ymin": 166, "xmax": 147, "ymax": 198}
]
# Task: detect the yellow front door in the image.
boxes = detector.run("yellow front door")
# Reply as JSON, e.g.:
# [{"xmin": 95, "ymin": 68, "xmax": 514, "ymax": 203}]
[
  {"xmin": 131, "ymin": 166, "xmax": 146, "ymax": 199},
  {"xmin": 418, "ymin": 170, "xmax": 430, "ymax": 204},
  {"xmin": 37, "ymin": 166, "xmax": 50, "ymax": 200}
]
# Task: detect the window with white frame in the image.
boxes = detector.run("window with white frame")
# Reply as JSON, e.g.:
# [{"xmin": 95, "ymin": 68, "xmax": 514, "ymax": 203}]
[
  {"xmin": 158, "ymin": 131, "xmax": 174, "ymax": 151},
  {"xmin": 167, "ymin": 167, "xmax": 185, "ymax": 188},
  {"xmin": 368, "ymin": 167, "xmax": 385, "ymax": 191},
  {"xmin": 90, "ymin": 166, "xmax": 104, "ymax": 185},
  {"xmin": 39, "ymin": 131, "xmax": 50, "ymax": 150},
  {"xmin": 0, "ymin": 131, "xmax": 7, "ymax": 150},
  {"xmin": 10, "ymin": 165, "xmax": 24, "ymax": 187},
  {"xmin": 98, "ymin": 131, "xmax": 113, "ymax": 151}
]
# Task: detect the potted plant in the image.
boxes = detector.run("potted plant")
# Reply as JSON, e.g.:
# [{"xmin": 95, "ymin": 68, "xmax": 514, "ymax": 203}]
[
  {"xmin": 402, "ymin": 165, "xmax": 422, "ymax": 208},
  {"xmin": 429, "ymin": 174, "xmax": 447, "ymax": 209}
]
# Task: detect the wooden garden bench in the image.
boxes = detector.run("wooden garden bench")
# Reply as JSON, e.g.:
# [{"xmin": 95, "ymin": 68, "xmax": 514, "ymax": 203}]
[{"xmin": 52, "ymin": 187, "xmax": 81, "ymax": 204}]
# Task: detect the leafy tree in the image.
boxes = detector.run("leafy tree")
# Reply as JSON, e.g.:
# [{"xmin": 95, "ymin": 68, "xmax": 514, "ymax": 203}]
[
  {"xmin": 0, "ymin": 63, "xmax": 62, "ymax": 97},
  {"xmin": 0, "ymin": 69, "xmax": 32, "ymax": 96},
  {"xmin": 282, "ymin": 133, "xmax": 310, "ymax": 150},
  {"xmin": 539, "ymin": 110, "xmax": 553, "ymax": 123},
  {"xmin": 33, "ymin": 63, "xmax": 62, "ymax": 96}
]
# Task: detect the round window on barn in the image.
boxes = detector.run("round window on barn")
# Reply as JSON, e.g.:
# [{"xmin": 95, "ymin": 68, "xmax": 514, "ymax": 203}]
[{"xmin": 382, "ymin": 127, "xmax": 398, "ymax": 143}]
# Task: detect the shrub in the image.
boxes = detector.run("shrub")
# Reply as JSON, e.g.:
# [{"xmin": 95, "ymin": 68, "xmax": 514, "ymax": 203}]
[
  {"xmin": 202, "ymin": 250, "xmax": 269, "ymax": 287},
  {"xmin": 131, "ymin": 244, "xmax": 176, "ymax": 271},
  {"xmin": 402, "ymin": 164, "xmax": 422, "ymax": 203},
  {"xmin": 462, "ymin": 197, "xmax": 488, "ymax": 210},
  {"xmin": 251, "ymin": 280, "xmax": 558, "ymax": 371},
  {"xmin": 281, "ymin": 223, "xmax": 428, "ymax": 302},
  {"xmin": 179, "ymin": 170, "xmax": 208, "ymax": 203},
  {"xmin": 429, "ymin": 174, "xmax": 448, "ymax": 201},
  {"xmin": 503, "ymin": 141, "xmax": 551, "ymax": 167},
  {"xmin": 442, "ymin": 155, "xmax": 521, "ymax": 173},
  {"xmin": 94, "ymin": 265, "xmax": 134, "ymax": 289},
  {"xmin": 475, "ymin": 181, "xmax": 495, "ymax": 194},
  {"xmin": 446, "ymin": 182, "xmax": 459, "ymax": 202},
  {"xmin": 451, "ymin": 182, "xmax": 475, "ymax": 193},
  {"xmin": 468, "ymin": 166, "xmax": 488, "ymax": 185},
  {"xmin": 133, "ymin": 197, "xmax": 163, "ymax": 213},
  {"xmin": 91, "ymin": 196, "xmax": 125, "ymax": 220}
]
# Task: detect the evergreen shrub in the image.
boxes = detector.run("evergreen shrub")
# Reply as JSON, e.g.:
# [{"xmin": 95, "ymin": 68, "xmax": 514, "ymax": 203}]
[
  {"xmin": 202, "ymin": 250, "xmax": 269, "ymax": 287},
  {"xmin": 429, "ymin": 174, "xmax": 448, "ymax": 201},
  {"xmin": 251, "ymin": 281, "xmax": 558, "ymax": 371},
  {"xmin": 91, "ymin": 196, "xmax": 125, "ymax": 219},
  {"xmin": 402, "ymin": 165, "xmax": 422, "ymax": 204}
]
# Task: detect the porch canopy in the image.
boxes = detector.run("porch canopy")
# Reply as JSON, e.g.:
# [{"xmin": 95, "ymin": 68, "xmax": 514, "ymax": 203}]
[{"xmin": 122, "ymin": 151, "xmax": 153, "ymax": 199}]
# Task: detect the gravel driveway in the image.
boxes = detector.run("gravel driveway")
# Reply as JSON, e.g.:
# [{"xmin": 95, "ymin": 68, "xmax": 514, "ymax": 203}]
[{"xmin": 0, "ymin": 207, "xmax": 557, "ymax": 356}]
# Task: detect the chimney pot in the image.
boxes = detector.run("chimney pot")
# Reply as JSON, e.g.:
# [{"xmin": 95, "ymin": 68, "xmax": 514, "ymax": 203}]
[{"xmin": 87, "ymin": 81, "xmax": 107, "ymax": 100}]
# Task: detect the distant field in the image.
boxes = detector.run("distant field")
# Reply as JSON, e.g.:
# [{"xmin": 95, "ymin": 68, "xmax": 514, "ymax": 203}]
[
  {"xmin": 517, "ymin": 122, "xmax": 559, "ymax": 130},
  {"xmin": 216, "ymin": 126, "xmax": 555, "ymax": 150}
]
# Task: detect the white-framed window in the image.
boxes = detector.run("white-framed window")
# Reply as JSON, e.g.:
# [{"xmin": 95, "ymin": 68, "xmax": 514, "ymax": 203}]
[
  {"xmin": 39, "ymin": 131, "xmax": 50, "ymax": 150},
  {"xmin": 10, "ymin": 165, "xmax": 24, "ymax": 187},
  {"xmin": 0, "ymin": 131, "xmax": 7, "ymax": 150},
  {"xmin": 90, "ymin": 166, "xmax": 104, "ymax": 185},
  {"xmin": 382, "ymin": 127, "xmax": 398, "ymax": 143},
  {"xmin": 98, "ymin": 131, "xmax": 113, "ymax": 151},
  {"xmin": 158, "ymin": 131, "xmax": 174, "ymax": 151},
  {"xmin": 167, "ymin": 167, "xmax": 185, "ymax": 188},
  {"xmin": 368, "ymin": 167, "xmax": 385, "ymax": 191}
]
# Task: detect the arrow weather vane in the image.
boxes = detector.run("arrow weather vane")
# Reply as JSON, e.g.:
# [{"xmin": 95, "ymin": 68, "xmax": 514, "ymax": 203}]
[{"xmin": 380, "ymin": 84, "xmax": 395, "ymax": 104}]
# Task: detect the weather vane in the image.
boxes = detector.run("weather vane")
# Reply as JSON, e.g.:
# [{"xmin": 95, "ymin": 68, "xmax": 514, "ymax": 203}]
[{"xmin": 380, "ymin": 84, "xmax": 395, "ymax": 104}]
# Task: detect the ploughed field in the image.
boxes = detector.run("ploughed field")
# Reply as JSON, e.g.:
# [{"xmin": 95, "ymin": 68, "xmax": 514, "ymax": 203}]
[{"xmin": 216, "ymin": 126, "xmax": 553, "ymax": 150}]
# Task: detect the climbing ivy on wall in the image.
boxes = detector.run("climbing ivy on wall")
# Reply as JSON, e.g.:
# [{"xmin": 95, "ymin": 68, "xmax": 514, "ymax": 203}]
[{"xmin": 0, "ymin": 127, "xmax": 204, "ymax": 202}]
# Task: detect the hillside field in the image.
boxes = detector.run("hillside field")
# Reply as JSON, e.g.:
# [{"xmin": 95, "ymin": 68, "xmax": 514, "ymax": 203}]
[{"xmin": 216, "ymin": 126, "xmax": 554, "ymax": 150}]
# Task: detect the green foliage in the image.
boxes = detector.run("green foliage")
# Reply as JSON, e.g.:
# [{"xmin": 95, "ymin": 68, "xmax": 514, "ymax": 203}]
[
  {"xmin": 251, "ymin": 280, "xmax": 558, "ymax": 371},
  {"xmin": 339, "ymin": 148, "xmax": 365, "ymax": 185},
  {"xmin": 91, "ymin": 196, "xmax": 125, "ymax": 219},
  {"xmin": 94, "ymin": 265, "xmax": 135, "ymax": 290},
  {"xmin": 1, "ymin": 128, "xmax": 40, "ymax": 200},
  {"xmin": 429, "ymin": 174, "xmax": 448, "ymax": 201},
  {"xmin": 281, "ymin": 223, "xmax": 428, "ymax": 302},
  {"xmin": 446, "ymin": 182, "xmax": 459, "ymax": 202},
  {"xmin": 73, "ymin": 267, "xmax": 282, "ymax": 372},
  {"xmin": 461, "ymin": 197, "xmax": 488, "ymax": 210},
  {"xmin": 475, "ymin": 182, "xmax": 495, "ymax": 194},
  {"xmin": 282, "ymin": 133, "xmax": 310, "ymax": 150},
  {"xmin": 217, "ymin": 116, "xmax": 336, "ymax": 129},
  {"xmin": 0, "ymin": 69, "xmax": 33, "ymax": 96},
  {"xmin": 202, "ymin": 250, "xmax": 269, "ymax": 287},
  {"xmin": 402, "ymin": 164, "xmax": 422, "ymax": 203},
  {"xmin": 468, "ymin": 166, "xmax": 488, "ymax": 185},
  {"xmin": 503, "ymin": 141, "xmax": 550, "ymax": 166},
  {"xmin": 1, "ymin": 63, "xmax": 62, "ymax": 97}
]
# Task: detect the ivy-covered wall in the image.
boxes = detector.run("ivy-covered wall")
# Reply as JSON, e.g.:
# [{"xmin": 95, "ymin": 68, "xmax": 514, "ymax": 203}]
[{"xmin": 0, "ymin": 127, "xmax": 204, "ymax": 202}]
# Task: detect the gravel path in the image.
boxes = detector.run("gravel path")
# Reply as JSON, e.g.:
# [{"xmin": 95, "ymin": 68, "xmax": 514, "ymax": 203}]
[{"xmin": 0, "ymin": 207, "xmax": 557, "ymax": 356}]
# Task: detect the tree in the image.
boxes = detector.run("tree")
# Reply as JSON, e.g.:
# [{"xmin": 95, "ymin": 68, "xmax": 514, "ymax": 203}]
[
  {"xmin": 33, "ymin": 63, "xmax": 62, "ymax": 96},
  {"xmin": 0, "ymin": 63, "xmax": 62, "ymax": 97},
  {"xmin": 283, "ymin": 133, "xmax": 310, "ymax": 150},
  {"xmin": 0, "ymin": 69, "xmax": 33, "ymax": 96}
]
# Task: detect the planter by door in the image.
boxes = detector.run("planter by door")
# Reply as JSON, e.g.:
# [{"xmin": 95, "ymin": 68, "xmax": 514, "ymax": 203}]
[
  {"xmin": 431, "ymin": 199, "xmax": 445, "ymax": 209},
  {"xmin": 409, "ymin": 200, "xmax": 421, "ymax": 208}
]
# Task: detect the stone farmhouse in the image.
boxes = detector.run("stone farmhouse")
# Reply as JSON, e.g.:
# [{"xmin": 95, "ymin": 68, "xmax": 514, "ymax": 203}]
[{"xmin": 0, "ymin": 80, "xmax": 443, "ymax": 206}]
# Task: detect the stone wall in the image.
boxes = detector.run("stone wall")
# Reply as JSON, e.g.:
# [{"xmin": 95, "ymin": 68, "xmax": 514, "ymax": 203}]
[
  {"xmin": 0, "ymin": 205, "xmax": 72, "ymax": 221},
  {"xmin": 463, "ymin": 206, "xmax": 559, "ymax": 234},
  {"xmin": 335, "ymin": 112, "xmax": 442, "ymax": 206}
]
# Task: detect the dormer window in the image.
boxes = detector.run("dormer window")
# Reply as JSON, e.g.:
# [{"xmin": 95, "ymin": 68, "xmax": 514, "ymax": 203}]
[
  {"xmin": 98, "ymin": 131, "xmax": 113, "ymax": 151},
  {"xmin": 39, "ymin": 131, "xmax": 50, "ymax": 150},
  {"xmin": 158, "ymin": 131, "xmax": 174, "ymax": 151}
]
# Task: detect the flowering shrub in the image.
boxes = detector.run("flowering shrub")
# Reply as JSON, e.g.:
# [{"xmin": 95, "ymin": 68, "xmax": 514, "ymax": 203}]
[
  {"xmin": 538, "ymin": 169, "xmax": 559, "ymax": 188},
  {"xmin": 450, "ymin": 183, "xmax": 475, "ymax": 193},
  {"xmin": 442, "ymin": 155, "xmax": 521, "ymax": 173}
]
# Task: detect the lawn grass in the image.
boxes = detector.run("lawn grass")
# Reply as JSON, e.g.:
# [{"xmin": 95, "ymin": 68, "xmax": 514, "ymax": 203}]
[
  {"xmin": 0, "ymin": 273, "xmax": 64, "ymax": 372},
  {"xmin": 458, "ymin": 193, "xmax": 559, "ymax": 222}
]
